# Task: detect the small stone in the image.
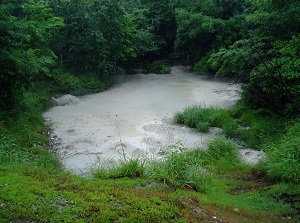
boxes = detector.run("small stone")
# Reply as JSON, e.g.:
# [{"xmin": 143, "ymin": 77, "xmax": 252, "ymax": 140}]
[{"xmin": 193, "ymin": 207, "xmax": 202, "ymax": 213}]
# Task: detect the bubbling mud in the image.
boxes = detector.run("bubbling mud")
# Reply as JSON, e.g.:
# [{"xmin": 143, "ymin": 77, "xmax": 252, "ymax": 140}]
[{"xmin": 43, "ymin": 66, "xmax": 242, "ymax": 175}]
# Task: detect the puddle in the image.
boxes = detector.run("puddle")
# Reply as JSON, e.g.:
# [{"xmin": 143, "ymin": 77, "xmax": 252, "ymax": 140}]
[{"xmin": 43, "ymin": 66, "xmax": 242, "ymax": 175}]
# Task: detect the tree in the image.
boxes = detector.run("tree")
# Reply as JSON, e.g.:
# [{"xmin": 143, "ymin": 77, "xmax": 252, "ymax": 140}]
[
  {"xmin": 0, "ymin": 0, "xmax": 63, "ymax": 109},
  {"xmin": 121, "ymin": 0, "xmax": 177, "ymax": 62},
  {"xmin": 141, "ymin": 0, "xmax": 177, "ymax": 59},
  {"xmin": 207, "ymin": 0, "xmax": 300, "ymax": 114},
  {"xmin": 49, "ymin": 0, "xmax": 137, "ymax": 76},
  {"xmin": 173, "ymin": 0, "xmax": 246, "ymax": 64}
]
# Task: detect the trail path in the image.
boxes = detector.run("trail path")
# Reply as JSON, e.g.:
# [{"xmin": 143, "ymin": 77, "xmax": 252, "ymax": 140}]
[{"xmin": 43, "ymin": 66, "xmax": 241, "ymax": 175}]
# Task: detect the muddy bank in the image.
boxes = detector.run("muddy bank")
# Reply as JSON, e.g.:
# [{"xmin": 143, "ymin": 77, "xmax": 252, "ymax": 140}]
[{"xmin": 43, "ymin": 66, "xmax": 241, "ymax": 175}]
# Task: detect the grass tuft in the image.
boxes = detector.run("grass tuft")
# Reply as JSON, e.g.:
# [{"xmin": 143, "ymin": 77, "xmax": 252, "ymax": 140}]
[
  {"xmin": 93, "ymin": 158, "xmax": 145, "ymax": 179},
  {"xmin": 175, "ymin": 106, "xmax": 212, "ymax": 131},
  {"xmin": 266, "ymin": 123, "xmax": 300, "ymax": 183},
  {"xmin": 145, "ymin": 149, "xmax": 212, "ymax": 193},
  {"xmin": 175, "ymin": 105, "xmax": 237, "ymax": 136},
  {"xmin": 206, "ymin": 136, "xmax": 239, "ymax": 163}
]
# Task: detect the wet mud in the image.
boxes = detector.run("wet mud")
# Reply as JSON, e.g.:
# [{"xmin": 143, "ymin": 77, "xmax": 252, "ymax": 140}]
[{"xmin": 43, "ymin": 66, "xmax": 241, "ymax": 175}]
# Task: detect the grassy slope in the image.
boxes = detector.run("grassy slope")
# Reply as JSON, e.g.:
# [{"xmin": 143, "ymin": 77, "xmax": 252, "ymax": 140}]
[{"xmin": 0, "ymin": 165, "xmax": 293, "ymax": 223}]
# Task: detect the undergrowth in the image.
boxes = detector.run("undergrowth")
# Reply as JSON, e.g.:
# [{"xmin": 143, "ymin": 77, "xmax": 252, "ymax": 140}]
[
  {"xmin": 51, "ymin": 68, "xmax": 107, "ymax": 95},
  {"xmin": 0, "ymin": 86, "xmax": 61, "ymax": 171},
  {"xmin": 144, "ymin": 60, "xmax": 171, "ymax": 74},
  {"xmin": 174, "ymin": 103, "xmax": 299, "ymax": 182}
]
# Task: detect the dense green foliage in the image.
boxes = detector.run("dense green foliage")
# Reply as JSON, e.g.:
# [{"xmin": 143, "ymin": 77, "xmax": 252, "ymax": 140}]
[
  {"xmin": 49, "ymin": 0, "xmax": 137, "ymax": 76},
  {"xmin": 121, "ymin": 0, "xmax": 177, "ymax": 63},
  {"xmin": 173, "ymin": 0, "xmax": 247, "ymax": 64},
  {"xmin": 0, "ymin": 0, "xmax": 63, "ymax": 108},
  {"xmin": 203, "ymin": 0, "xmax": 300, "ymax": 114},
  {"xmin": 144, "ymin": 60, "xmax": 171, "ymax": 74}
]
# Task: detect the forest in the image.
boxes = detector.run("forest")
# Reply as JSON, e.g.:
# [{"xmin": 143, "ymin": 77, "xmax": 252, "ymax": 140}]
[{"xmin": 0, "ymin": 0, "xmax": 300, "ymax": 222}]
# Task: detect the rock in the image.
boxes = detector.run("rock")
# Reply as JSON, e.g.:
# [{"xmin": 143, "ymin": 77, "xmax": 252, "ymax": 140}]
[
  {"xmin": 208, "ymin": 127, "xmax": 223, "ymax": 135},
  {"xmin": 52, "ymin": 94, "xmax": 80, "ymax": 106},
  {"xmin": 239, "ymin": 148, "xmax": 266, "ymax": 165}
]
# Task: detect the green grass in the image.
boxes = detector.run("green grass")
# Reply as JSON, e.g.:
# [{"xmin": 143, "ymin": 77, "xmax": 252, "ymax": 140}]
[
  {"xmin": 1, "ymin": 164, "xmax": 296, "ymax": 223},
  {"xmin": 175, "ymin": 106, "xmax": 237, "ymax": 136},
  {"xmin": 232, "ymin": 104, "xmax": 286, "ymax": 148},
  {"xmin": 0, "ymin": 166, "xmax": 181, "ymax": 223},
  {"xmin": 93, "ymin": 158, "xmax": 145, "ymax": 179},
  {"xmin": 141, "ymin": 137, "xmax": 245, "ymax": 192},
  {"xmin": 91, "ymin": 136, "xmax": 298, "ymax": 220},
  {"xmin": 173, "ymin": 103, "xmax": 300, "ymax": 219},
  {"xmin": 145, "ymin": 149, "xmax": 212, "ymax": 193},
  {"xmin": 265, "ymin": 122, "xmax": 300, "ymax": 183},
  {"xmin": 175, "ymin": 104, "xmax": 300, "ymax": 183},
  {"xmin": 0, "ymin": 87, "xmax": 62, "ymax": 171}
]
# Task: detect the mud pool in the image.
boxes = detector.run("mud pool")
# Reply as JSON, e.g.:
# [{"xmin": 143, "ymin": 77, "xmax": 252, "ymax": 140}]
[{"xmin": 43, "ymin": 66, "xmax": 242, "ymax": 175}]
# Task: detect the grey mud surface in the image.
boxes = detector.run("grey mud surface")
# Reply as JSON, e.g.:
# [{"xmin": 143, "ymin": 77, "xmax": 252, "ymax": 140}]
[{"xmin": 43, "ymin": 66, "xmax": 252, "ymax": 175}]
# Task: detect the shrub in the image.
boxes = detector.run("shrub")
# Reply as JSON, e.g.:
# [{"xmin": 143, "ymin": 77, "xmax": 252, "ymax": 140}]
[
  {"xmin": 77, "ymin": 74, "xmax": 106, "ymax": 95},
  {"xmin": 244, "ymin": 36, "xmax": 300, "ymax": 115},
  {"xmin": 51, "ymin": 69, "xmax": 81, "ymax": 93}
]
